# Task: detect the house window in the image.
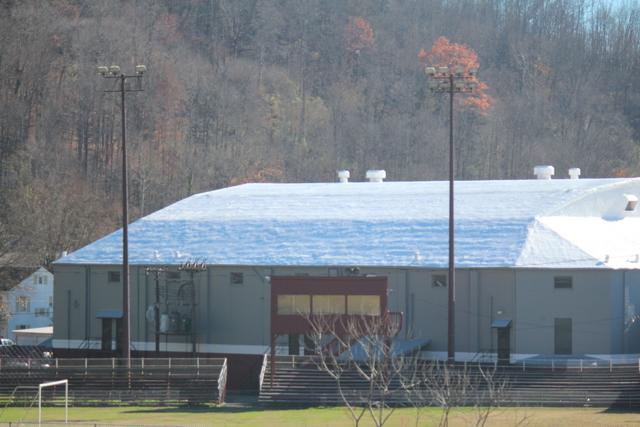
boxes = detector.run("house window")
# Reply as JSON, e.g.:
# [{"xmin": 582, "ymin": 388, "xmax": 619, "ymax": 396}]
[
  {"xmin": 108, "ymin": 271, "xmax": 121, "ymax": 283},
  {"xmin": 230, "ymin": 272, "xmax": 244, "ymax": 285},
  {"xmin": 432, "ymin": 274, "xmax": 447, "ymax": 288},
  {"xmin": 16, "ymin": 296, "xmax": 30, "ymax": 313},
  {"xmin": 554, "ymin": 276, "xmax": 573, "ymax": 289},
  {"xmin": 35, "ymin": 308, "xmax": 49, "ymax": 317},
  {"xmin": 312, "ymin": 295, "xmax": 345, "ymax": 314},
  {"xmin": 17, "ymin": 324, "xmax": 29, "ymax": 330},
  {"xmin": 277, "ymin": 295, "xmax": 311, "ymax": 315},
  {"xmin": 37, "ymin": 276, "xmax": 43, "ymax": 285},
  {"xmin": 347, "ymin": 295, "xmax": 381, "ymax": 315}
]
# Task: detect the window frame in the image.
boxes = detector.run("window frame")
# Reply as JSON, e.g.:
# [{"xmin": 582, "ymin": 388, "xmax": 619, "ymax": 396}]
[
  {"xmin": 230, "ymin": 272, "xmax": 244, "ymax": 286},
  {"xmin": 554, "ymin": 276, "xmax": 573, "ymax": 289},
  {"xmin": 16, "ymin": 296, "xmax": 30, "ymax": 313},
  {"xmin": 432, "ymin": 274, "xmax": 448, "ymax": 288},
  {"xmin": 108, "ymin": 271, "xmax": 121, "ymax": 283}
]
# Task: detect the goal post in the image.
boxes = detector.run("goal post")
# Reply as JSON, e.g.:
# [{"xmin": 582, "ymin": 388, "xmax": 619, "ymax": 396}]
[{"xmin": 38, "ymin": 379, "xmax": 68, "ymax": 425}]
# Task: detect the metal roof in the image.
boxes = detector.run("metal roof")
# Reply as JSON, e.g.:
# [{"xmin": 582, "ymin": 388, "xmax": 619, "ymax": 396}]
[{"xmin": 55, "ymin": 178, "xmax": 640, "ymax": 269}]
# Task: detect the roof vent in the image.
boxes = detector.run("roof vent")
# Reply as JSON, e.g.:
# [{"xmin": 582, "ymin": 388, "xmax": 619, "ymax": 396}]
[
  {"xmin": 534, "ymin": 165, "xmax": 554, "ymax": 180},
  {"xmin": 337, "ymin": 170, "xmax": 350, "ymax": 183},
  {"xmin": 366, "ymin": 169, "xmax": 386, "ymax": 183},
  {"xmin": 568, "ymin": 168, "xmax": 581, "ymax": 180},
  {"xmin": 625, "ymin": 194, "xmax": 638, "ymax": 212}
]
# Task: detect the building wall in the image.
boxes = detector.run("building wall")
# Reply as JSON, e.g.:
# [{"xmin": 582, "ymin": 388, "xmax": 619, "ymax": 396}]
[
  {"xmin": 53, "ymin": 264, "xmax": 630, "ymax": 356},
  {"xmin": 515, "ymin": 270, "xmax": 615, "ymax": 354}
]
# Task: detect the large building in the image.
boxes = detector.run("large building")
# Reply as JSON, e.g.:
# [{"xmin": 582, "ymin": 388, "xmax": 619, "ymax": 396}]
[{"xmin": 52, "ymin": 170, "xmax": 640, "ymax": 371}]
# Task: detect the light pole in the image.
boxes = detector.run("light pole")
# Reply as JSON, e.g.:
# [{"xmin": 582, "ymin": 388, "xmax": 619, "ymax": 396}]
[
  {"xmin": 425, "ymin": 64, "xmax": 477, "ymax": 363},
  {"xmin": 97, "ymin": 64, "xmax": 146, "ymax": 366}
]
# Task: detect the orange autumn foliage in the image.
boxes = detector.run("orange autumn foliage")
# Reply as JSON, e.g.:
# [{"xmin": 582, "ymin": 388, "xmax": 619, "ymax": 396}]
[
  {"xmin": 345, "ymin": 17, "xmax": 375, "ymax": 53},
  {"xmin": 419, "ymin": 37, "xmax": 493, "ymax": 112}
]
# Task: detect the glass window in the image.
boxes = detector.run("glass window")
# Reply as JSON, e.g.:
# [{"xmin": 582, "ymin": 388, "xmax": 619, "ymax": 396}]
[
  {"xmin": 312, "ymin": 295, "xmax": 345, "ymax": 314},
  {"xmin": 108, "ymin": 271, "xmax": 121, "ymax": 283},
  {"xmin": 230, "ymin": 272, "xmax": 244, "ymax": 285},
  {"xmin": 432, "ymin": 274, "xmax": 447, "ymax": 288},
  {"xmin": 554, "ymin": 276, "xmax": 573, "ymax": 289},
  {"xmin": 16, "ymin": 296, "xmax": 30, "ymax": 313},
  {"xmin": 347, "ymin": 295, "xmax": 381, "ymax": 315},
  {"xmin": 277, "ymin": 295, "xmax": 311, "ymax": 315}
]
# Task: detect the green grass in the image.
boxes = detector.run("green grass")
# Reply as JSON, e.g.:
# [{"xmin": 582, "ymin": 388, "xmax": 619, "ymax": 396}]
[{"xmin": 1, "ymin": 405, "xmax": 640, "ymax": 426}]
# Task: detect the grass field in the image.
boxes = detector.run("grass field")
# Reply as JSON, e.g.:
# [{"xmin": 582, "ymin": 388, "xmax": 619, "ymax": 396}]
[{"xmin": 2, "ymin": 405, "xmax": 640, "ymax": 426}]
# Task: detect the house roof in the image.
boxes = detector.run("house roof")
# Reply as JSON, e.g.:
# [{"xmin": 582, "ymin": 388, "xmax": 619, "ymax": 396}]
[
  {"xmin": 54, "ymin": 177, "xmax": 640, "ymax": 269},
  {"xmin": 11, "ymin": 326, "xmax": 53, "ymax": 335}
]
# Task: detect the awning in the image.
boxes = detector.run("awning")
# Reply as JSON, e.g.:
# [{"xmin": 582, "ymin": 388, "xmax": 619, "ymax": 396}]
[
  {"xmin": 96, "ymin": 310, "xmax": 124, "ymax": 319},
  {"xmin": 491, "ymin": 319, "xmax": 512, "ymax": 328}
]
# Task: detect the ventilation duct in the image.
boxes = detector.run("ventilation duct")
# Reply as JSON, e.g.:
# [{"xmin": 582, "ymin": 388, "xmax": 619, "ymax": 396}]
[
  {"xmin": 337, "ymin": 170, "xmax": 350, "ymax": 183},
  {"xmin": 568, "ymin": 168, "xmax": 581, "ymax": 180},
  {"xmin": 534, "ymin": 165, "xmax": 554, "ymax": 180},
  {"xmin": 366, "ymin": 170, "xmax": 386, "ymax": 183}
]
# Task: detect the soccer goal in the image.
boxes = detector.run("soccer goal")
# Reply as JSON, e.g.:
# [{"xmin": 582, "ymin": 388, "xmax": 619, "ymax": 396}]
[{"xmin": 38, "ymin": 379, "xmax": 68, "ymax": 425}]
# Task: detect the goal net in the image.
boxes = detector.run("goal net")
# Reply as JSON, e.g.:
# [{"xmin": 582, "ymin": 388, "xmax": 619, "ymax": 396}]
[{"xmin": 38, "ymin": 379, "xmax": 68, "ymax": 425}]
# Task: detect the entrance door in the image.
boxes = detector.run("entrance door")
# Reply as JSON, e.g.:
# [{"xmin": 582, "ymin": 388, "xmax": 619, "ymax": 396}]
[
  {"xmin": 101, "ymin": 319, "xmax": 112, "ymax": 351},
  {"xmin": 554, "ymin": 318, "xmax": 572, "ymax": 355},
  {"xmin": 497, "ymin": 328, "xmax": 510, "ymax": 364}
]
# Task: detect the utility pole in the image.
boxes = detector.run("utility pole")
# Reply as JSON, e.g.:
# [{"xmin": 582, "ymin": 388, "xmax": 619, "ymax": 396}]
[{"xmin": 97, "ymin": 64, "xmax": 146, "ymax": 368}]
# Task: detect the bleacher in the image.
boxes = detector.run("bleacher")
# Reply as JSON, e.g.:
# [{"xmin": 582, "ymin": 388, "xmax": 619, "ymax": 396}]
[
  {"xmin": 0, "ymin": 356, "xmax": 227, "ymax": 406},
  {"xmin": 258, "ymin": 355, "xmax": 640, "ymax": 407}
]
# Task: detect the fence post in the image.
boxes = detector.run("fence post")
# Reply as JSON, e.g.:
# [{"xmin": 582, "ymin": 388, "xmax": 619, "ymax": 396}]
[
  {"xmin": 580, "ymin": 359, "xmax": 583, "ymax": 373},
  {"xmin": 142, "ymin": 357, "xmax": 145, "ymax": 375},
  {"xmin": 522, "ymin": 360, "xmax": 525, "ymax": 372},
  {"xmin": 638, "ymin": 358, "xmax": 639, "ymax": 373},
  {"xmin": 610, "ymin": 359, "xmax": 613, "ymax": 373},
  {"xmin": 552, "ymin": 359, "xmax": 554, "ymax": 372},
  {"xmin": 292, "ymin": 355, "xmax": 295, "ymax": 368}
]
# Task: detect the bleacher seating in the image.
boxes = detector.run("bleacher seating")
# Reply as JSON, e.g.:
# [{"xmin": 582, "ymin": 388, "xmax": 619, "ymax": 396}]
[
  {"xmin": 259, "ymin": 355, "xmax": 640, "ymax": 407},
  {"xmin": 0, "ymin": 356, "xmax": 227, "ymax": 406}
]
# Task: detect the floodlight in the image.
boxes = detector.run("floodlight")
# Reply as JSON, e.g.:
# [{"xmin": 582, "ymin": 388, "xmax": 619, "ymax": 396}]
[
  {"xmin": 135, "ymin": 64, "xmax": 147, "ymax": 75},
  {"xmin": 425, "ymin": 66, "xmax": 436, "ymax": 76},
  {"xmin": 96, "ymin": 66, "xmax": 108, "ymax": 76},
  {"xmin": 469, "ymin": 68, "xmax": 478, "ymax": 76},
  {"xmin": 438, "ymin": 66, "xmax": 449, "ymax": 75},
  {"xmin": 109, "ymin": 65, "xmax": 121, "ymax": 75},
  {"xmin": 455, "ymin": 65, "xmax": 464, "ymax": 76}
]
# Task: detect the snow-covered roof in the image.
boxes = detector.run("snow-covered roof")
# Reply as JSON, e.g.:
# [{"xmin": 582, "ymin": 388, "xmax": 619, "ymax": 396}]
[{"xmin": 55, "ymin": 177, "xmax": 640, "ymax": 269}]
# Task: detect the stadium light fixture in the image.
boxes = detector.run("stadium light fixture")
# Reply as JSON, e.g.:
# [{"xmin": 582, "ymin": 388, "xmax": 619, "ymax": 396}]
[{"xmin": 425, "ymin": 63, "xmax": 477, "ymax": 363}]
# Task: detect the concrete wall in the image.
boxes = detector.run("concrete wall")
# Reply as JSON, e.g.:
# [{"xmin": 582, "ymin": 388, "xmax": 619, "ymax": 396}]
[{"xmin": 52, "ymin": 264, "xmax": 632, "ymax": 356}]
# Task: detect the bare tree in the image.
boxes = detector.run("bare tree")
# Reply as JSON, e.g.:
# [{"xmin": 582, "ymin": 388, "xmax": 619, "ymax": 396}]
[{"xmin": 305, "ymin": 313, "xmax": 405, "ymax": 427}]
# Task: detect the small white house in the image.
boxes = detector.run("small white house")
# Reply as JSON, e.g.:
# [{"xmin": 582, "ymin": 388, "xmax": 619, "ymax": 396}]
[
  {"xmin": 12, "ymin": 326, "xmax": 53, "ymax": 346},
  {"xmin": 0, "ymin": 267, "xmax": 53, "ymax": 341}
]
